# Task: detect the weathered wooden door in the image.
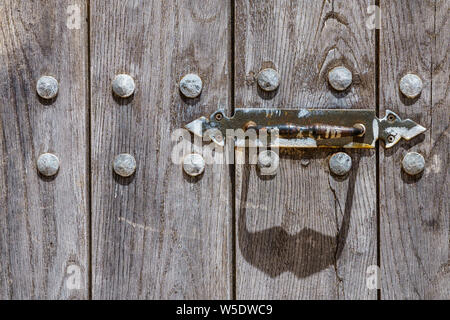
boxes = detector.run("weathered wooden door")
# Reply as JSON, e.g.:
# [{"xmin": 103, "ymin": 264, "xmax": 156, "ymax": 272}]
[{"xmin": 0, "ymin": 0, "xmax": 448, "ymax": 299}]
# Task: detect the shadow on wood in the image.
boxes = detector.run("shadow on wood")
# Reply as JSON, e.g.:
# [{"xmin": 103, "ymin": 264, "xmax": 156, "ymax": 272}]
[{"xmin": 237, "ymin": 152, "xmax": 359, "ymax": 278}]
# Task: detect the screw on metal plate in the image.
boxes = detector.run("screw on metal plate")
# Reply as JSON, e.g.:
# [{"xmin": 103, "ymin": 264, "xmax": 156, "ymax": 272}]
[
  {"xmin": 257, "ymin": 68, "xmax": 280, "ymax": 92},
  {"xmin": 185, "ymin": 108, "xmax": 426, "ymax": 149},
  {"xmin": 179, "ymin": 74, "xmax": 203, "ymax": 98},
  {"xmin": 402, "ymin": 152, "xmax": 425, "ymax": 175},
  {"xmin": 113, "ymin": 153, "xmax": 136, "ymax": 177},
  {"xmin": 36, "ymin": 76, "xmax": 59, "ymax": 99},
  {"xmin": 112, "ymin": 74, "xmax": 135, "ymax": 98},
  {"xmin": 37, "ymin": 153, "xmax": 60, "ymax": 177}
]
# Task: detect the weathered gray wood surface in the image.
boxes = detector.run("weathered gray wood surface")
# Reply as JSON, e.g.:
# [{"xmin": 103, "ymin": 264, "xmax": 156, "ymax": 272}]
[
  {"xmin": 0, "ymin": 0, "xmax": 89, "ymax": 299},
  {"xmin": 379, "ymin": 0, "xmax": 449, "ymax": 299},
  {"xmin": 90, "ymin": 0, "xmax": 232, "ymax": 299},
  {"xmin": 0, "ymin": 0, "xmax": 448, "ymax": 300},
  {"xmin": 234, "ymin": 0, "xmax": 377, "ymax": 299}
]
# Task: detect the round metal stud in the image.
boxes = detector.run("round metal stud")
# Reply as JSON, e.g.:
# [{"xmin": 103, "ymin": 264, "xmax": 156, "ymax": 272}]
[
  {"xmin": 113, "ymin": 153, "xmax": 136, "ymax": 177},
  {"xmin": 36, "ymin": 76, "xmax": 59, "ymax": 99},
  {"xmin": 399, "ymin": 73, "xmax": 423, "ymax": 99},
  {"xmin": 179, "ymin": 74, "xmax": 203, "ymax": 98},
  {"xmin": 402, "ymin": 152, "xmax": 425, "ymax": 175},
  {"xmin": 329, "ymin": 152, "xmax": 352, "ymax": 176},
  {"xmin": 257, "ymin": 68, "xmax": 280, "ymax": 92},
  {"xmin": 112, "ymin": 74, "xmax": 135, "ymax": 98},
  {"xmin": 257, "ymin": 150, "xmax": 279, "ymax": 175},
  {"xmin": 37, "ymin": 153, "xmax": 60, "ymax": 177},
  {"xmin": 183, "ymin": 153, "xmax": 205, "ymax": 177},
  {"xmin": 328, "ymin": 66, "xmax": 352, "ymax": 91}
]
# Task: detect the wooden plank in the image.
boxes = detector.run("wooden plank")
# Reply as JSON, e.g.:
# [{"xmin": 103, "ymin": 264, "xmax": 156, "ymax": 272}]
[
  {"xmin": 91, "ymin": 0, "xmax": 232, "ymax": 299},
  {"xmin": 380, "ymin": 0, "xmax": 449, "ymax": 299},
  {"xmin": 0, "ymin": 0, "xmax": 89, "ymax": 299},
  {"xmin": 234, "ymin": 0, "xmax": 377, "ymax": 299}
]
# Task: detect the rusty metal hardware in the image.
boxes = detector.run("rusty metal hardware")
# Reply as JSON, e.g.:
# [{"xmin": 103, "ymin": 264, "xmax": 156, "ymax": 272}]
[{"xmin": 185, "ymin": 108, "xmax": 426, "ymax": 149}]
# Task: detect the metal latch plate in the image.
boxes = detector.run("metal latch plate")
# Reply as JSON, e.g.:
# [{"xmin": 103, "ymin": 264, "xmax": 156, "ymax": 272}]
[{"xmin": 185, "ymin": 108, "xmax": 426, "ymax": 149}]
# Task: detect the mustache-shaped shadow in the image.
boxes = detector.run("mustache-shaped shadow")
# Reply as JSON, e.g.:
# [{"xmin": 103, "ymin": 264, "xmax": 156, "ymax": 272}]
[{"xmin": 237, "ymin": 151, "xmax": 358, "ymax": 278}]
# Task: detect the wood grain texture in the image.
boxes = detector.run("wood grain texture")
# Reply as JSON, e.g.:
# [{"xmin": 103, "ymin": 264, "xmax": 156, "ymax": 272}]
[
  {"xmin": 90, "ymin": 0, "xmax": 232, "ymax": 299},
  {"xmin": 0, "ymin": 0, "xmax": 89, "ymax": 299},
  {"xmin": 379, "ymin": 0, "xmax": 449, "ymax": 299},
  {"xmin": 234, "ymin": 0, "xmax": 377, "ymax": 299}
]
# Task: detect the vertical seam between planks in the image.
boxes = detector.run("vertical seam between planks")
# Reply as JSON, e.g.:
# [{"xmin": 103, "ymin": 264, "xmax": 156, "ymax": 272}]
[
  {"xmin": 375, "ymin": 0, "xmax": 381, "ymax": 301},
  {"xmin": 86, "ymin": 0, "xmax": 93, "ymax": 300},
  {"xmin": 430, "ymin": 0, "xmax": 435, "ymax": 143},
  {"xmin": 230, "ymin": 0, "xmax": 237, "ymax": 301}
]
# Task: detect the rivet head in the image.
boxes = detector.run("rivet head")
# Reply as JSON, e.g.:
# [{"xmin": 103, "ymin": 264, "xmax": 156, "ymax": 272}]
[
  {"xmin": 257, "ymin": 68, "xmax": 280, "ymax": 92},
  {"xmin": 328, "ymin": 66, "xmax": 352, "ymax": 91},
  {"xmin": 329, "ymin": 152, "xmax": 352, "ymax": 176},
  {"xmin": 402, "ymin": 152, "xmax": 425, "ymax": 175},
  {"xmin": 113, "ymin": 153, "xmax": 136, "ymax": 177},
  {"xmin": 36, "ymin": 76, "xmax": 58, "ymax": 99},
  {"xmin": 257, "ymin": 150, "xmax": 279, "ymax": 175},
  {"xmin": 112, "ymin": 74, "xmax": 135, "ymax": 98},
  {"xmin": 183, "ymin": 153, "xmax": 205, "ymax": 177},
  {"xmin": 37, "ymin": 153, "xmax": 60, "ymax": 177},
  {"xmin": 399, "ymin": 73, "xmax": 423, "ymax": 99},
  {"xmin": 179, "ymin": 74, "xmax": 203, "ymax": 98}
]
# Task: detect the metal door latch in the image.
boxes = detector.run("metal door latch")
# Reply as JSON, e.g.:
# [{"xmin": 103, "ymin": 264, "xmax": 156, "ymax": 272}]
[{"xmin": 185, "ymin": 109, "xmax": 426, "ymax": 149}]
